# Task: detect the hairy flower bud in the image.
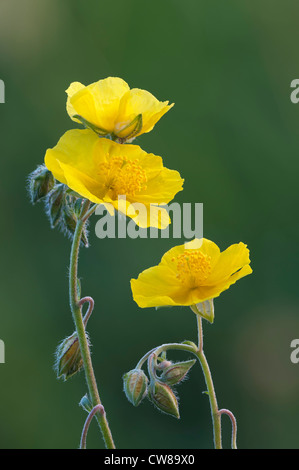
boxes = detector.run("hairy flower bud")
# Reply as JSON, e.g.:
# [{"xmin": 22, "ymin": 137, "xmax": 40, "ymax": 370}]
[
  {"xmin": 74, "ymin": 198, "xmax": 84, "ymax": 217},
  {"xmin": 160, "ymin": 359, "xmax": 196, "ymax": 386},
  {"xmin": 28, "ymin": 164, "xmax": 55, "ymax": 204},
  {"xmin": 155, "ymin": 360, "xmax": 173, "ymax": 370},
  {"xmin": 47, "ymin": 184, "xmax": 65, "ymax": 228},
  {"xmin": 149, "ymin": 381, "xmax": 180, "ymax": 418},
  {"xmin": 62, "ymin": 207, "xmax": 89, "ymax": 247},
  {"xmin": 54, "ymin": 332, "xmax": 85, "ymax": 381},
  {"xmin": 123, "ymin": 369, "xmax": 148, "ymax": 406}
]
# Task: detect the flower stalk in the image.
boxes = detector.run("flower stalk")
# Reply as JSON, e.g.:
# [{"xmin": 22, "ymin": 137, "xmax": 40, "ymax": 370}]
[
  {"xmin": 218, "ymin": 409, "xmax": 237, "ymax": 449},
  {"xmin": 69, "ymin": 209, "xmax": 115, "ymax": 449},
  {"xmin": 194, "ymin": 314, "xmax": 222, "ymax": 449},
  {"xmin": 80, "ymin": 404, "xmax": 105, "ymax": 449}
]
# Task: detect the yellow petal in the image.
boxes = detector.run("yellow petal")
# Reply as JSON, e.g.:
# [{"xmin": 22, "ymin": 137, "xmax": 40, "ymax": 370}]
[
  {"xmin": 128, "ymin": 203, "xmax": 170, "ymax": 229},
  {"xmin": 206, "ymin": 242, "xmax": 251, "ymax": 286},
  {"xmin": 44, "ymin": 129, "xmax": 109, "ymax": 201},
  {"xmin": 108, "ymin": 199, "xmax": 170, "ymax": 229},
  {"xmin": 131, "ymin": 265, "xmax": 187, "ymax": 308},
  {"xmin": 66, "ymin": 77, "xmax": 130, "ymax": 132},
  {"xmin": 133, "ymin": 155, "xmax": 184, "ymax": 205},
  {"xmin": 66, "ymin": 82, "xmax": 85, "ymax": 123},
  {"xmin": 57, "ymin": 161, "xmax": 104, "ymax": 204},
  {"xmin": 189, "ymin": 264, "xmax": 253, "ymax": 304},
  {"xmin": 45, "ymin": 129, "xmax": 101, "ymax": 179},
  {"xmin": 66, "ymin": 81, "xmax": 86, "ymax": 99},
  {"xmin": 116, "ymin": 88, "xmax": 174, "ymax": 138}
]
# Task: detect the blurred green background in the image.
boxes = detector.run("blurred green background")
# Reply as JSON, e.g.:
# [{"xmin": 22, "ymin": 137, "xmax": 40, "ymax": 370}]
[{"xmin": 1, "ymin": 0, "xmax": 299, "ymax": 449}]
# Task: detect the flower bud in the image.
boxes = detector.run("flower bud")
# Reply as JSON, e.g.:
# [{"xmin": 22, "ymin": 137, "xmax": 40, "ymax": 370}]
[
  {"xmin": 62, "ymin": 207, "xmax": 89, "ymax": 247},
  {"xmin": 54, "ymin": 332, "xmax": 85, "ymax": 381},
  {"xmin": 149, "ymin": 381, "xmax": 180, "ymax": 419},
  {"xmin": 74, "ymin": 198, "xmax": 84, "ymax": 217},
  {"xmin": 28, "ymin": 165, "xmax": 55, "ymax": 204},
  {"xmin": 160, "ymin": 359, "xmax": 196, "ymax": 386},
  {"xmin": 155, "ymin": 360, "xmax": 173, "ymax": 371},
  {"xmin": 123, "ymin": 369, "xmax": 148, "ymax": 406},
  {"xmin": 63, "ymin": 206, "xmax": 77, "ymax": 232},
  {"xmin": 47, "ymin": 184, "xmax": 65, "ymax": 228}
]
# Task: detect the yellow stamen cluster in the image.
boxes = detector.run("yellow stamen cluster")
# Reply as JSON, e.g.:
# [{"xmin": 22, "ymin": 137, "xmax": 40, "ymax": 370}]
[
  {"xmin": 173, "ymin": 250, "xmax": 212, "ymax": 288},
  {"xmin": 99, "ymin": 156, "xmax": 147, "ymax": 198}
]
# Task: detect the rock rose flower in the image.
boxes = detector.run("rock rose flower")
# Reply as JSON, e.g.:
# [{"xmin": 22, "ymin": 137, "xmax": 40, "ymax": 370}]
[
  {"xmin": 66, "ymin": 77, "xmax": 174, "ymax": 142},
  {"xmin": 44, "ymin": 129, "xmax": 183, "ymax": 228},
  {"xmin": 131, "ymin": 238, "xmax": 252, "ymax": 320}
]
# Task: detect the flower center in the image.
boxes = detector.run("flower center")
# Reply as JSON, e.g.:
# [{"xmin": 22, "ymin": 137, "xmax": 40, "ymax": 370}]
[
  {"xmin": 173, "ymin": 250, "xmax": 212, "ymax": 288},
  {"xmin": 99, "ymin": 156, "xmax": 147, "ymax": 199}
]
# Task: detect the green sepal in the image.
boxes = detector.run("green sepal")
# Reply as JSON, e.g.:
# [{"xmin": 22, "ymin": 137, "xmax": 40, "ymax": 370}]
[
  {"xmin": 65, "ymin": 188, "xmax": 83, "ymax": 199},
  {"xmin": 79, "ymin": 394, "xmax": 93, "ymax": 413},
  {"xmin": 74, "ymin": 198, "xmax": 84, "ymax": 217},
  {"xmin": 148, "ymin": 381, "xmax": 180, "ymax": 419},
  {"xmin": 73, "ymin": 114, "xmax": 109, "ymax": 136},
  {"xmin": 116, "ymin": 114, "xmax": 143, "ymax": 142},
  {"xmin": 190, "ymin": 299, "xmax": 214, "ymax": 324},
  {"xmin": 160, "ymin": 359, "xmax": 196, "ymax": 386}
]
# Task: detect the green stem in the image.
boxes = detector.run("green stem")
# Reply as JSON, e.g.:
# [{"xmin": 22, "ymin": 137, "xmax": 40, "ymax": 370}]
[
  {"xmin": 195, "ymin": 315, "xmax": 222, "ymax": 449},
  {"xmin": 136, "ymin": 342, "xmax": 197, "ymax": 369},
  {"xmin": 81, "ymin": 203, "xmax": 98, "ymax": 223},
  {"xmin": 69, "ymin": 217, "xmax": 115, "ymax": 449},
  {"xmin": 80, "ymin": 404, "xmax": 105, "ymax": 449},
  {"xmin": 218, "ymin": 409, "xmax": 237, "ymax": 449}
]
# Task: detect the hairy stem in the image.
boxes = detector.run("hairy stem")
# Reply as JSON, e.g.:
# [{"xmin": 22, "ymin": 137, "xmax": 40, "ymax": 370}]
[
  {"xmin": 195, "ymin": 315, "xmax": 222, "ymax": 449},
  {"xmin": 80, "ymin": 405, "xmax": 105, "ymax": 449},
  {"xmin": 219, "ymin": 408, "xmax": 237, "ymax": 449},
  {"xmin": 69, "ymin": 217, "xmax": 115, "ymax": 449},
  {"xmin": 136, "ymin": 342, "xmax": 197, "ymax": 369},
  {"xmin": 81, "ymin": 203, "xmax": 98, "ymax": 223}
]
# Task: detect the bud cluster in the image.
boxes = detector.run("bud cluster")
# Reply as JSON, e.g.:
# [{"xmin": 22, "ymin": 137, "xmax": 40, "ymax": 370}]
[
  {"xmin": 123, "ymin": 354, "xmax": 196, "ymax": 419},
  {"xmin": 28, "ymin": 165, "xmax": 89, "ymax": 247}
]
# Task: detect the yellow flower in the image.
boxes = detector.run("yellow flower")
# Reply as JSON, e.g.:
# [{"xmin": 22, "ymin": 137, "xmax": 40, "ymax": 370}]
[
  {"xmin": 66, "ymin": 77, "xmax": 174, "ymax": 142},
  {"xmin": 44, "ymin": 129, "xmax": 183, "ymax": 228},
  {"xmin": 131, "ymin": 238, "xmax": 252, "ymax": 311}
]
